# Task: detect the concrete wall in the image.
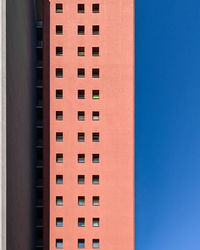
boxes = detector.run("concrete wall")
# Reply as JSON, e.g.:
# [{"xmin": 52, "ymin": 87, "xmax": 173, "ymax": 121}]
[
  {"xmin": 6, "ymin": 0, "xmax": 36, "ymax": 249},
  {"xmin": 48, "ymin": 0, "xmax": 134, "ymax": 249},
  {"xmin": 0, "ymin": 0, "xmax": 6, "ymax": 249}
]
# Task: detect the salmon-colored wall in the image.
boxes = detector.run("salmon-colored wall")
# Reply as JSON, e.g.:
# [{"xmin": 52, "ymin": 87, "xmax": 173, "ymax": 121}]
[{"xmin": 49, "ymin": 0, "xmax": 134, "ymax": 249}]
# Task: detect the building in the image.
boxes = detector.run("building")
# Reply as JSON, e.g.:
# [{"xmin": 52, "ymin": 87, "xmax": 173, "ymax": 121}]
[
  {"xmin": 4, "ymin": 0, "xmax": 134, "ymax": 249},
  {"xmin": 44, "ymin": 0, "xmax": 135, "ymax": 249}
]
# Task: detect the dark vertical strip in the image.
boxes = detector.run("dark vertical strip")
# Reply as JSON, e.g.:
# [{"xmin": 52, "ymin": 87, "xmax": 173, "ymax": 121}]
[{"xmin": 43, "ymin": 0, "xmax": 50, "ymax": 249}]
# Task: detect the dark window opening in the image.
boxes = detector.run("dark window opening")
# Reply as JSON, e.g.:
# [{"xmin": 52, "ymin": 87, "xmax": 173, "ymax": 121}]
[
  {"xmin": 56, "ymin": 132, "xmax": 63, "ymax": 142},
  {"xmin": 56, "ymin": 111, "xmax": 63, "ymax": 120},
  {"xmin": 56, "ymin": 4, "xmax": 63, "ymax": 13},
  {"xmin": 78, "ymin": 175, "xmax": 85, "ymax": 184},
  {"xmin": 92, "ymin": 90, "xmax": 99, "ymax": 99},
  {"xmin": 78, "ymin": 111, "xmax": 85, "ymax": 121},
  {"xmin": 93, "ymin": 4, "xmax": 100, "ymax": 13},
  {"xmin": 78, "ymin": 197, "xmax": 85, "ymax": 206},
  {"xmin": 78, "ymin": 4, "xmax": 84, "ymax": 13},
  {"xmin": 56, "ymin": 153, "xmax": 63, "ymax": 163},
  {"xmin": 56, "ymin": 25, "xmax": 63, "ymax": 34},
  {"xmin": 36, "ymin": 68, "xmax": 43, "ymax": 82},
  {"xmin": 93, "ymin": 218, "xmax": 100, "ymax": 227},
  {"xmin": 56, "ymin": 47, "xmax": 63, "ymax": 56},
  {"xmin": 92, "ymin": 133, "xmax": 99, "ymax": 142},
  {"xmin": 92, "ymin": 68, "xmax": 99, "ymax": 78},
  {"xmin": 78, "ymin": 218, "xmax": 85, "ymax": 227},
  {"xmin": 92, "ymin": 196, "xmax": 100, "ymax": 206},
  {"xmin": 56, "ymin": 239, "xmax": 63, "ymax": 248},
  {"xmin": 78, "ymin": 154, "xmax": 85, "ymax": 163},
  {"xmin": 78, "ymin": 25, "xmax": 85, "ymax": 35},
  {"xmin": 78, "ymin": 68, "xmax": 85, "ymax": 78},
  {"xmin": 93, "ymin": 25, "xmax": 99, "ymax": 35},
  {"xmin": 92, "ymin": 111, "xmax": 99, "ymax": 121},
  {"xmin": 56, "ymin": 175, "xmax": 63, "ymax": 184},
  {"xmin": 78, "ymin": 133, "xmax": 85, "ymax": 142},
  {"xmin": 78, "ymin": 239, "xmax": 85, "ymax": 248},
  {"xmin": 56, "ymin": 68, "xmax": 63, "ymax": 78},
  {"xmin": 78, "ymin": 47, "xmax": 85, "ymax": 56},
  {"xmin": 92, "ymin": 175, "xmax": 99, "ymax": 184},
  {"xmin": 56, "ymin": 89, "xmax": 63, "ymax": 99},
  {"xmin": 92, "ymin": 154, "xmax": 99, "ymax": 163},
  {"xmin": 78, "ymin": 90, "xmax": 85, "ymax": 99},
  {"xmin": 56, "ymin": 196, "xmax": 63, "ymax": 206},
  {"xmin": 92, "ymin": 47, "xmax": 99, "ymax": 56},
  {"xmin": 93, "ymin": 239, "xmax": 99, "ymax": 249},
  {"xmin": 56, "ymin": 217, "xmax": 63, "ymax": 227}
]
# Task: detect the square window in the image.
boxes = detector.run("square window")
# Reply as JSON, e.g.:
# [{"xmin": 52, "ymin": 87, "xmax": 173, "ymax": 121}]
[
  {"xmin": 78, "ymin": 175, "xmax": 85, "ymax": 184},
  {"xmin": 78, "ymin": 218, "xmax": 85, "ymax": 227},
  {"xmin": 78, "ymin": 133, "xmax": 85, "ymax": 142},
  {"xmin": 92, "ymin": 175, "xmax": 99, "ymax": 184},
  {"xmin": 56, "ymin": 175, "xmax": 63, "ymax": 184},
  {"xmin": 78, "ymin": 90, "xmax": 85, "ymax": 99},
  {"xmin": 78, "ymin": 68, "xmax": 85, "ymax": 78},
  {"xmin": 56, "ymin": 47, "xmax": 63, "ymax": 56},
  {"xmin": 56, "ymin": 4, "xmax": 63, "ymax": 13},
  {"xmin": 78, "ymin": 239, "xmax": 85, "ymax": 248},
  {"xmin": 93, "ymin": 218, "xmax": 99, "ymax": 227},
  {"xmin": 56, "ymin": 25, "xmax": 63, "ymax": 35},
  {"xmin": 92, "ymin": 47, "xmax": 99, "ymax": 56},
  {"xmin": 93, "ymin": 239, "xmax": 99, "ymax": 249},
  {"xmin": 56, "ymin": 132, "xmax": 63, "ymax": 142},
  {"xmin": 56, "ymin": 68, "xmax": 63, "ymax": 78},
  {"xmin": 78, "ymin": 196, "xmax": 85, "ymax": 206},
  {"xmin": 56, "ymin": 196, "xmax": 63, "ymax": 206},
  {"xmin": 78, "ymin": 111, "xmax": 85, "ymax": 121},
  {"xmin": 56, "ymin": 89, "xmax": 63, "ymax": 99},
  {"xmin": 92, "ymin": 68, "xmax": 99, "ymax": 78},
  {"xmin": 56, "ymin": 153, "xmax": 63, "ymax": 163},
  {"xmin": 56, "ymin": 217, "xmax": 63, "ymax": 227},
  {"xmin": 92, "ymin": 133, "xmax": 99, "ymax": 142},
  {"xmin": 56, "ymin": 239, "xmax": 63, "ymax": 248},
  {"xmin": 78, "ymin": 25, "xmax": 85, "ymax": 35},
  {"xmin": 93, "ymin": 25, "xmax": 99, "ymax": 35},
  {"xmin": 56, "ymin": 111, "xmax": 63, "ymax": 120},
  {"xmin": 78, "ymin": 47, "xmax": 85, "ymax": 56},
  {"xmin": 78, "ymin": 154, "xmax": 85, "ymax": 163},
  {"xmin": 78, "ymin": 4, "xmax": 84, "ymax": 13},
  {"xmin": 93, "ymin": 196, "xmax": 99, "ymax": 206},
  {"xmin": 92, "ymin": 4, "xmax": 100, "ymax": 13},
  {"xmin": 92, "ymin": 112, "xmax": 99, "ymax": 121},
  {"xmin": 92, "ymin": 90, "xmax": 99, "ymax": 99},
  {"xmin": 92, "ymin": 154, "xmax": 99, "ymax": 163}
]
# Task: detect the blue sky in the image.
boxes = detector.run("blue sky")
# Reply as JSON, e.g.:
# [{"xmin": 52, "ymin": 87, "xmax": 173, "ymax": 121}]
[{"xmin": 135, "ymin": 1, "xmax": 200, "ymax": 249}]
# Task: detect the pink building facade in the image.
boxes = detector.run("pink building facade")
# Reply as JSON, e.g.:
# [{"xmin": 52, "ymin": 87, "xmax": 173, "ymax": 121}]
[{"xmin": 45, "ymin": 0, "xmax": 135, "ymax": 249}]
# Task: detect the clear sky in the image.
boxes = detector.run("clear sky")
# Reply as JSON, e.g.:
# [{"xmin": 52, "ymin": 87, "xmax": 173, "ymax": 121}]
[{"xmin": 135, "ymin": 1, "xmax": 200, "ymax": 249}]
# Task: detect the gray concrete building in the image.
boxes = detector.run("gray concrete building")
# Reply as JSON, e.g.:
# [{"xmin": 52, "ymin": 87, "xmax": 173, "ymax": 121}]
[{"xmin": 5, "ymin": 0, "xmax": 43, "ymax": 249}]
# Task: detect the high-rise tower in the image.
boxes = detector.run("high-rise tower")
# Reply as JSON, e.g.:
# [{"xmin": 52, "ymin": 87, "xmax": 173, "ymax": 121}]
[{"xmin": 43, "ymin": 0, "xmax": 135, "ymax": 249}]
